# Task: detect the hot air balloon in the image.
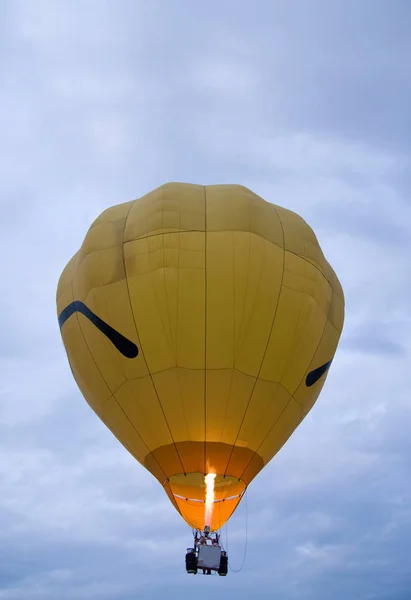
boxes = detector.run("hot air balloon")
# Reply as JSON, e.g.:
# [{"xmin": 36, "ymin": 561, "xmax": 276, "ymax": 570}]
[{"xmin": 56, "ymin": 183, "xmax": 344, "ymax": 575}]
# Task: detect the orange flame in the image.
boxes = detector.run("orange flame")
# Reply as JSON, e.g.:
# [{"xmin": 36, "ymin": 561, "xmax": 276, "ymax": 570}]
[{"xmin": 204, "ymin": 473, "xmax": 217, "ymax": 528}]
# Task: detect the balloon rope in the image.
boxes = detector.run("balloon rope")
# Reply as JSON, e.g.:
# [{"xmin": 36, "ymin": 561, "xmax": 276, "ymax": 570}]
[{"xmin": 227, "ymin": 490, "xmax": 248, "ymax": 572}]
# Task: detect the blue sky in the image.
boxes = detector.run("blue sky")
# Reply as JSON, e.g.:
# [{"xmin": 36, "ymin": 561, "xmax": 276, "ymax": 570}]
[{"xmin": 1, "ymin": 1, "xmax": 411, "ymax": 598}]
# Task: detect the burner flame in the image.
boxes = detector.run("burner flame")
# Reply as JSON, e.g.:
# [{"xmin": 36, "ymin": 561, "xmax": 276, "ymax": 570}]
[{"xmin": 204, "ymin": 473, "xmax": 217, "ymax": 528}]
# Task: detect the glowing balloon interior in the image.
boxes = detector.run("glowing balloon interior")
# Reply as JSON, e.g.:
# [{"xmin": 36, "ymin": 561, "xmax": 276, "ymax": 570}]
[{"xmin": 56, "ymin": 183, "xmax": 344, "ymax": 531}]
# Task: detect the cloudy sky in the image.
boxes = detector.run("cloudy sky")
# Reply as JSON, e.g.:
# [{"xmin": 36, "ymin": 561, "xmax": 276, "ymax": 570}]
[{"xmin": 1, "ymin": 1, "xmax": 411, "ymax": 598}]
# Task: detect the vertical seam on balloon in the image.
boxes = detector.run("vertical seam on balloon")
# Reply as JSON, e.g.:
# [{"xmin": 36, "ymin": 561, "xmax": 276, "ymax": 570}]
[
  {"xmin": 223, "ymin": 206, "xmax": 251, "ymax": 453},
  {"xmin": 244, "ymin": 249, "xmax": 308, "ymax": 437},
  {"xmin": 119, "ymin": 201, "xmax": 176, "ymax": 480},
  {"xmin": 220, "ymin": 228, "xmax": 252, "ymax": 453},
  {"xmin": 222, "ymin": 240, "xmax": 274, "ymax": 474},
  {"xmin": 172, "ymin": 215, "xmax": 193, "ymax": 454},
  {"xmin": 69, "ymin": 238, "xmax": 165, "ymax": 481},
  {"xmin": 232, "ymin": 229, "xmax": 236, "ymax": 362},
  {"xmin": 97, "ymin": 247, "xmax": 129, "ymax": 386},
  {"xmin": 114, "ymin": 209, "xmax": 170, "ymax": 471},
  {"xmin": 223, "ymin": 205, "xmax": 286, "ymax": 477},
  {"xmin": 70, "ymin": 251, "xmax": 114, "ymax": 398},
  {"xmin": 237, "ymin": 284, "xmax": 334, "ymax": 482},
  {"xmin": 222, "ymin": 216, "xmax": 251, "ymax": 455},
  {"xmin": 236, "ymin": 236, "xmax": 266, "ymax": 363},
  {"xmin": 286, "ymin": 275, "xmax": 333, "ymax": 408},
  {"xmin": 172, "ymin": 206, "xmax": 190, "ymax": 452},
  {"xmin": 203, "ymin": 185, "xmax": 207, "ymax": 476},
  {"xmin": 147, "ymin": 213, "xmax": 190, "ymax": 444},
  {"xmin": 273, "ymin": 254, "xmax": 307, "ymax": 386},
  {"xmin": 219, "ymin": 228, "xmax": 237, "ymax": 448},
  {"xmin": 121, "ymin": 201, "xmax": 186, "ymax": 476},
  {"xmin": 151, "ymin": 223, "xmax": 175, "ymax": 358},
  {"xmin": 288, "ymin": 257, "xmax": 308, "ymax": 379},
  {"xmin": 232, "ymin": 205, "xmax": 290, "ymax": 478},
  {"xmin": 162, "ymin": 232, "xmax": 176, "ymax": 360},
  {"xmin": 236, "ymin": 232, "xmax": 252, "ymax": 354}
]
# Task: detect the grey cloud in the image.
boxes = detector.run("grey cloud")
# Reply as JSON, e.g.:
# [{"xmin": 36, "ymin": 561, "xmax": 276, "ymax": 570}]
[
  {"xmin": 1, "ymin": 0, "xmax": 411, "ymax": 599},
  {"xmin": 340, "ymin": 320, "xmax": 407, "ymax": 356},
  {"xmin": 315, "ymin": 201, "xmax": 411, "ymax": 247},
  {"xmin": 161, "ymin": 1, "xmax": 411, "ymax": 152},
  {"xmin": 341, "ymin": 335, "xmax": 405, "ymax": 356}
]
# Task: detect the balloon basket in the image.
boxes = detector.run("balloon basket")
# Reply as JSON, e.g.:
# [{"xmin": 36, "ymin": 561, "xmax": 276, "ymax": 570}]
[{"xmin": 185, "ymin": 529, "xmax": 228, "ymax": 576}]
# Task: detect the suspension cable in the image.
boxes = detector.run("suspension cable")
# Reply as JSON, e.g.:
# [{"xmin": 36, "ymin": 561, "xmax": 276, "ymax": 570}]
[{"xmin": 225, "ymin": 489, "xmax": 248, "ymax": 572}]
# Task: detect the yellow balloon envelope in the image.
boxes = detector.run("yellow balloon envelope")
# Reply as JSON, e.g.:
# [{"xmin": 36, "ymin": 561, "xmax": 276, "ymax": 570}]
[{"xmin": 56, "ymin": 183, "xmax": 344, "ymax": 531}]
